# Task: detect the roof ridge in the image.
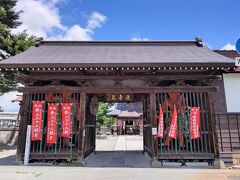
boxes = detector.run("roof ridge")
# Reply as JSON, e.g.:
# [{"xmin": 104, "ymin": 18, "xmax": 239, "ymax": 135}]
[{"xmin": 34, "ymin": 37, "xmax": 203, "ymax": 47}]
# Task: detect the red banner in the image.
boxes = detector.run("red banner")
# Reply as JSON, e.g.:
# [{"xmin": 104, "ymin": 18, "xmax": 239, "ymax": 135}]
[
  {"xmin": 31, "ymin": 101, "xmax": 44, "ymax": 141},
  {"xmin": 157, "ymin": 104, "xmax": 164, "ymax": 138},
  {"xmin": 61, "ymin": 103, "xmax": 72, "ymax": 138},
  {"xmin": 190, "ymin": 107, "xmax": 201, "ymax": 139},
  {"xmin": 46, "ymin": 104, "xmax": 58, "ymax": 144},
  {"xmin": 167, "ymin": 105, "xmax": 178, "ymax": 139}
]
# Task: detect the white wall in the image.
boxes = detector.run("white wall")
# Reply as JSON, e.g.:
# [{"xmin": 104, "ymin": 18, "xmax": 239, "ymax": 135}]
[{"xmin": 223, "ymin": 73, "xmax": 240, "ymax": 112}]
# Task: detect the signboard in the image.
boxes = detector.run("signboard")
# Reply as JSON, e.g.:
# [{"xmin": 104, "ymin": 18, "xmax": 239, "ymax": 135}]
[
  {"xmin": 190, "ymin": 107, "xmax": 201, "ymax": 139},
  {"xmin": 235, "ymin": 57, "xmax": 240, "ymax": 67},
  {"xmin": 152, "ymin": 127, "xmax": 157, "ymax": 135},
  {"xmin": 236, "ymin": 38, "xmax": 240, "ymax": 54},
  {"xmin": 24, "ymin": 125, "xmax": 31, "ymax": 165},
  {"xmin": 46, "ymin": 104, "xmax": 58, "ymax": 144},
  {"xmin": 31, "ymin": 101, "xmax": 44, "ymax": 141},
  {"xmin": 105, "ymin": 94, "xmax": 134, "ymax": 102},
  {"xmin": 61, "ymin": 103, "xmax": 72, "ymax": 138}
]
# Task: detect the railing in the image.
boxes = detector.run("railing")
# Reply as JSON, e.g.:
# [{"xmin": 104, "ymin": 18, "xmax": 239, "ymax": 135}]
[
  {"xmin": 0, "ymin": 112, "xmax": 19, "ymax": 127},
  {"xmin": 216, "ymin": 113, "xmax": 240, "ymax": 153}
]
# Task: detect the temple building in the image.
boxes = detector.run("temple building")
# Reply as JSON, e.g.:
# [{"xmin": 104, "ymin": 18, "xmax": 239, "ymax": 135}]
[
  {"xmin": 107, "ymin": 102, "xmax": 143, "ymax": 135},
  {"xmin": 0, "ymin": 38, "xmax": 239, "ymax": 166}
]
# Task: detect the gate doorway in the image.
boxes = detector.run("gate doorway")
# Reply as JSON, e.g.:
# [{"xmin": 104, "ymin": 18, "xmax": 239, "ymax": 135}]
[
  {"xmin": 84, "ymin": 93, "xmax": 151, "ymax": 167},
  {"xmin": 18, "ymin": 86, "xmax": 218, "ymax": 167}
]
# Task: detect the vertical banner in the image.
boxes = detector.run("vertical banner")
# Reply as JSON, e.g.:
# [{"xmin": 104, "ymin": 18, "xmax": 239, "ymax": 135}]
[
  {"xmin": 31, "ymin": 101, "xmax": 44, "ymax": 141},
  {"xmin": 190, "ymin": 107, "xmax": 201, "ymax": 139},
  {"xmin": 46, "ymin": 104, "xmax": 58, "ymax": 144},
  {"xmin": 167, "ymin": 105, "xmax": 178, "ymax": 139},
  {"xmin": 157, "ymin": 104, "xmax": 164, "ymax": 138},
  {"xmin": 61, "ymin": 103, "xmax": 72, "ymax": 138}
]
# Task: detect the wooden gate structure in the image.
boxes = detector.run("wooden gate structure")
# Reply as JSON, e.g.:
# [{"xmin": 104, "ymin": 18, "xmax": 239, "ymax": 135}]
[{"xmin": 0, "ymin": 39, "xmax": 236, "ymax": 164}]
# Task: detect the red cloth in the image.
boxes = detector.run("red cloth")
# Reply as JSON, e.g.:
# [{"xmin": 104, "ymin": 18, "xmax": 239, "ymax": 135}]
[
  {"xmin": 190, "ymin": 107, "xmax": 201, "ymax": 139},
  {"xmin": 61, "ymin": 103, "xmax": 72, "ymax": 138},
  {"xmin": 31, "ymin": 101, "xmax": 44, "ymax": 141},
  {"xmin": 46, "ymin": 104, "xmax": 57, "ymax": 144},
  {"xmin": 167, "ymin": 105, "xmax": 178, "ymax": 139},
  {"xmin": 157, "ymin": 105, "xmax": 164, "ymax": 138}
]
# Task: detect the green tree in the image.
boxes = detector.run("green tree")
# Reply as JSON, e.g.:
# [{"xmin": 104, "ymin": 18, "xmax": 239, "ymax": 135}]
[
  {"xmin": 96, "ymin": 103, "xmax": 114, "ymax": 130},
  {"xmin": 0, "ymin": 0, "xmax": 22, "ymax": 28},
  {"xmin": 0, "ymin": 0, "xmax": 36, "ymax": 94}
]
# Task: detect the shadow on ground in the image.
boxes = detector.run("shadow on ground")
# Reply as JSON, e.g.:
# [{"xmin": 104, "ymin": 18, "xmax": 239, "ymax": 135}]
[{"xmin": 85, "ymin": 151, "xmax": 151, "ymax": 168}]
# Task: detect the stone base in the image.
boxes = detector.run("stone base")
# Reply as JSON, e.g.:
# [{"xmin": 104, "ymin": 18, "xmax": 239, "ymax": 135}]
[
  {"xmin": 213, "ymin": 159, "xmax": 226, "ymax": 169},
  {"xmin": 150, "ymin": 157, "xmax": 162, "ymax": 168},
  {"xmin": 77, "ymin": 157, "xmax": 86, "ymax": 167}
]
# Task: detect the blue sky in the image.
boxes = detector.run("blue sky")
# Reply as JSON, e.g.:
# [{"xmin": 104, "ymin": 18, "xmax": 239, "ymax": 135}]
[
  {"xmin": 1, "ymin": 0, "xmax": 240, "ymax": 112},
  {"xmin": 60, "ymin": 0, "xmax": 240, "ymax": 49},
  {"xmin": 13, "ymin": 0, "xmax": 240, "ymax": 50}
]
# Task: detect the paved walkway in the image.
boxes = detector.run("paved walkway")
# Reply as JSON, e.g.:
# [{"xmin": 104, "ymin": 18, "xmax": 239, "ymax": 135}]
[
  {"xmin": 0, "ymin": 166, "xmax": 240, "ymax": 180},
  {"xmin": 96, "ymin": 135, "xmax": 143, "ymax": 151},
  {"xmin": 86, "ymin": 135, "xmax": 149, "ymax": 167}
]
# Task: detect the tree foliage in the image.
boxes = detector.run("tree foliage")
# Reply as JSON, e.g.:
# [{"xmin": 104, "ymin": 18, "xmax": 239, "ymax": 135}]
[
  {"xmin": 0, "ymin": 0, "xmax": 36, "ymax": 94},
  {"xmin": 96, "ymin": 103, "xmax": 114, "ymax": 130},
  {"xmin": 0, "ymin": 0, "xmax": 22, "ymax": 28}
]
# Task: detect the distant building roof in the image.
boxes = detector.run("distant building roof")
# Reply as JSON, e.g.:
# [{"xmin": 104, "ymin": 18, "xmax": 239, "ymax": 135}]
[
  {"xmin": 118, "ymin": 111, "xmax": 141, "ymax": 118},
  {"xmin": 12, "ymin": 95, "xmax": 23, "ymax": 102},
  {"xmin": 214, "ymin": 50, "xmax": 239, "ymax": 60},
  {"xmin": 107, "ymin": 102, "xmax": 143, "ymax": 118},
  {"xmin": 0, "ymin": 39, "xmax": 234, "ymax": 69},
  {"xmin": 214, "ymin": 50, "xmax": 240, "ymax": 72}
]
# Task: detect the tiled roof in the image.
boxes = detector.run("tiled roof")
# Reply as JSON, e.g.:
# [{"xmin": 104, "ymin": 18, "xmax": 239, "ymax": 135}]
[{"xmin": 0, "ymin": 40, "xmax": 234, "ymax": 68}]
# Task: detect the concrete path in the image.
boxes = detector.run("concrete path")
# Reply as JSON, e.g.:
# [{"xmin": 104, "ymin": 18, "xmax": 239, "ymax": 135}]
[
  {"xmin": 96, "ymin": 135, "xmax": 143, "ymax": 151},
  {"xmin": 0, "ymin": 166, "xmax": 240, "ymax": 180},
  {"xmin": 87, "ymin": 135, "xmax": 148, "ymax": 167},
  {"xmin": 0, "ymin": 147, "xmax": 17, "ymax": 165}
]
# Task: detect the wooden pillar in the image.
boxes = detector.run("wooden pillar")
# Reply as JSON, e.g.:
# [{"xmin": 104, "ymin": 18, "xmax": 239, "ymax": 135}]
[
  {"xmin": 78, "ymin": 93, "xmax": 86, "ymax": 158},
  {"xmin": 149, "ymin": 93, "xmax": 158, "ymax": 158},
  {"xmin": 16, "ymin": 93, "xmax": 27, "ymax": 162},
  {"xmin": 208, "ymin": 92, "xmax": 220, "ymax": 159}
]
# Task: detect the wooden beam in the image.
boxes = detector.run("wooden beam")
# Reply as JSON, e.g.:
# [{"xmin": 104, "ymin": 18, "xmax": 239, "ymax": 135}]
[
  {"xmin": 18, "ymin": 73, "xmax": 219, "ymax": 82},
  {"xmin": 20, "ymin": 86, "xmax": 218, "ymax": 93}
]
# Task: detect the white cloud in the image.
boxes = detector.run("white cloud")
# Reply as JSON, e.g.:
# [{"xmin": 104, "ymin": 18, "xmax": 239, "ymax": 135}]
[
  {"xmin": 12, "ymin": 0, "xmax": 65, "ymax": 38},
  {"xmin": 203, "ymin": 43, "xmax": 212, "ymax": 49},
  {"xmin": 131, "ymin": 37, "xmax": 149, "ymax": 41},
  {"xmin": 87, "ymin": 11, "xmax": 107, "ymax": 29},
  {"xmin": 0, "ymin": 92, "xmax": 20, "ymax": 112},
  {"xmin": 220, "ymin": 43, "xmax": 236, "ymax": 50},
  {"xmin": 12, "ymin": 0, "xmax": 107, "ymax": 40},
  {"xmin": 49, "ymin": 12, "xmax": 107, "ymax": 41}
]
